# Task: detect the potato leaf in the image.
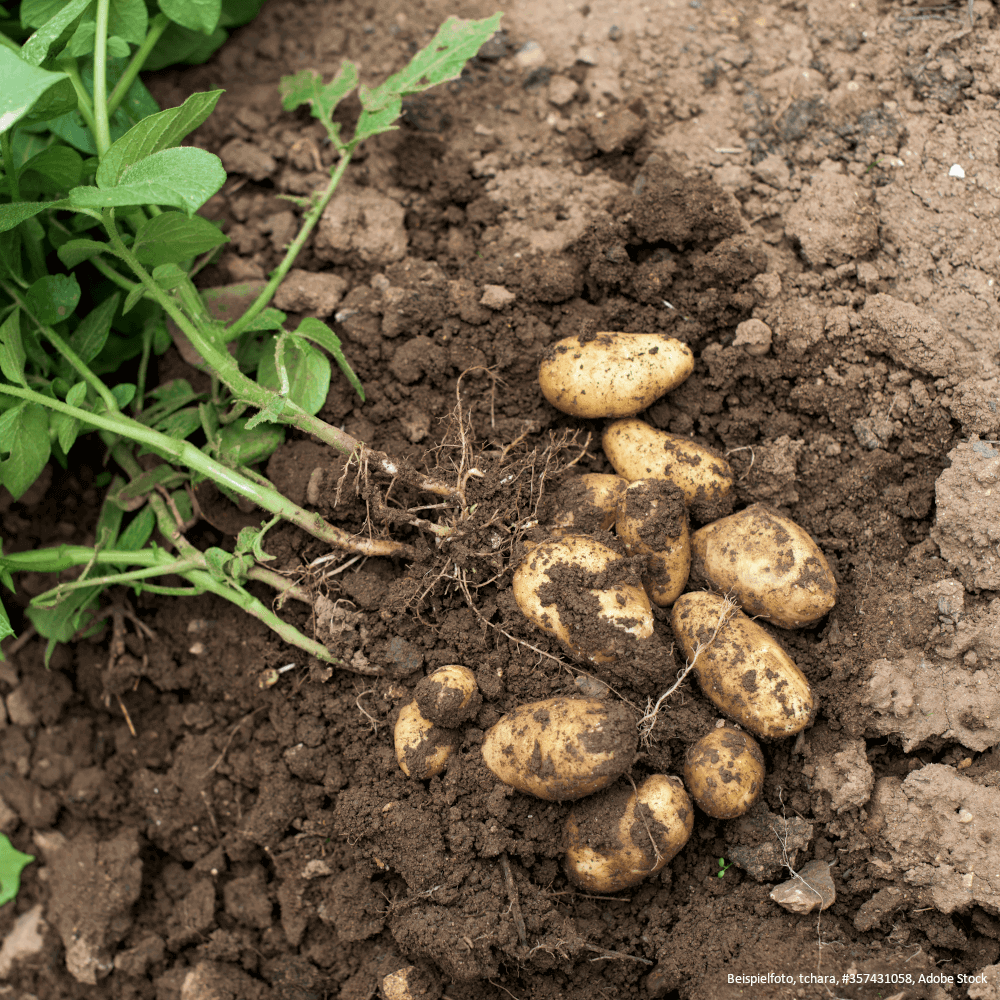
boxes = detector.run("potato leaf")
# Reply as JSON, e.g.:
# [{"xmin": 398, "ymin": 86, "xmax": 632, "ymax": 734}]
[
  {"xmin": 25, "ymin": 273, "xmax": 80, "ymax": 325},
  {"xmin": 0, "ymin": 309, "xmax": 27, "ymax": 387},
  {"xmin": 159, "ymin": 0, "xmax": 222, "ymax": 35},
  {"xmin": 133, "ymin": 211, "xmax": 228, "ymax": 266},
  {"xmin": 0, "ymin": 48, "xmax": 69, "ymax": 134},
  {"xmin": 0, "ymin": 834, "xmax": 33, "ymax": 907},
  {"xmin": 295, "ymin": 316, "xmax": 365, "ymax": 401},
  {"xmin": 0, "ymin": 402, "xmax": 50, "ymax": 502},
  {"xmin": 256, "ymin": 333, "xmax": 330, "ymax": 416}
]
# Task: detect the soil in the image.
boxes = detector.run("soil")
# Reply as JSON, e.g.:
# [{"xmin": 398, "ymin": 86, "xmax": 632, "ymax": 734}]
[{"xmin": 4, "ymin": 0, "xmax": 1000, "ymax": 996}]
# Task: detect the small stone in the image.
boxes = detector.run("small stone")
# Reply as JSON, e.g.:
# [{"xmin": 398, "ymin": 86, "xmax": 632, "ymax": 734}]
[
  {"xmin": 547, "ymin": 74, "xmax": 578, "ymax": 107},
  {"xmin": 770, "ymin": 860, "xmax": 836, "ymax": 914},
  {"xmin": 5, "ymin": 688, "xmax": 37, "ymax": 727},
  {"xmin": 514, "ymin": 41, "xmax": 546, "ymax": 69},
  {"xmin": 382, "ymin": 965, "xmax": 440, "ymax": 1000},
  {"xmin": 949, "ymin": 163, "xmax": 966, "ymax": 178},
  {"xmin": 0, "ymin": 904, "xmax": 46, "ymax": 978},
  {"xmin": 732, "ymin": 318, "xmax": 772, "ymax": 356},
  {"xmin": 480, "ymin": 284, "xmax": 516, "ymax": 310},
  {"xmin": 853, "ymin": 415, "xmax": 894, "ymax": 450}
]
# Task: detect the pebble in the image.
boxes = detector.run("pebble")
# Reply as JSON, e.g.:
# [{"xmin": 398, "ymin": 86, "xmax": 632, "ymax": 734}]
[
  {"xmin": 480, "ymin": 284, "xmax": 516, "ymax": 309},
  {"xmin": 770, "ymin": 860, "xmax": 836, "ymax": 914},
  {"xmin": 514, "ymin": 41, "xmax": 546, "ymax": 70}
]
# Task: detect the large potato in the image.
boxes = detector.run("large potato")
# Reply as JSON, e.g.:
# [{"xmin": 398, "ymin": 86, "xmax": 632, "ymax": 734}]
[
  {"xmin": 481, "ymin": 697, "xmax": 637, "ymax": 801},
  {"xmin": 683, "ymin": 725, "xmax": 765, "ymax": 819},
  {"xmin": 602, "ymin": 419, "xmax": 734, "ymax": 522},
  {"xmin": 512, "ymin": 535, "xmax": 654, "ymax": 664},
  {"xmin": 616, "ymin": 479, "xmax": 690, "ymax": 606},
  {"xmin": 539, "ymin": 332, "xmax": 694, "ymax": 418},
  {"xmin": 564, "ymin": 775, "xmax": 694, "ymax": 892},
  {"xmin": 690, "ymin": 503, "xmax": 837, "ymax": 628},
  {"xmin": 394, "ymin": 702, "xmax": 459, "ymax": 780},
  {"xmin": 671, "ymin": 591, "xmax": 815, "ymax": 739},
  {"xmin": 545, "ymin": 473, "xmax": 627, "ymax": 535},
  {"xmin": 414, "ymin": 665, "xmax": 481, "ymax": 728}
]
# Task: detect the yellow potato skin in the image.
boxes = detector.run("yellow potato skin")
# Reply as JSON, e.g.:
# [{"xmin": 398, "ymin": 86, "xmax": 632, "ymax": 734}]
[
  {"xmin": 564, "ymin": 775, "xmax": 694, "ymax": 892},
  {"xmin": 549, "ymin": 473, "xmax": 627, "ymax": 535},
  {"xmin": 690, "ymin": 503, "xmax": 837, "ymax": 628},
  {"xmin": 394, "ymin": 701, "xmax": 458, "ymax": 779},
  {"xmin": 512, "ymin": 535, "xmax": 654, "ymax": 664},
  {"xmin": 539, "ymin": 332, "xmax": 694, "ymax": 419},
  {"xmin": 414, "ymin": 664, "xmax": 481, "ymax": 728},
  {"xmin": 683, "ymin": 726, "xmax": 765, "ymax": 819},
  {"xmin": 671, "ymin": 592, "xmax": 815, "ymax": 739},
  {"xmin": 602, "ymin": 419, "xmax": 734, "ymax": 522},
  {"xmin": 616, "ymin": 479, "xmax": 690, "ymax": 606},
  {"xmin": 481, "ymin": 697, "xmax": 637, "ymax": 801}
]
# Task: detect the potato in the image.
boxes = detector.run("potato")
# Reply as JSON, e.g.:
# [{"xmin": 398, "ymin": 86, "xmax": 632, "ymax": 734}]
[
  {"xmin": 616, "ymin": 479, "xmax": 690, "ymax": 606},
  {"xmin": 394, "ymin": 701, "xmax": 459, "ymax": 779},
  {"xmin": 602, "ymin": 419, "xmax": 734, "ymax": 522},
  {"xmin": 414, "ymin": 665, "xmax": 481, "ymax": 728},
  {"xmin": 545, "ymin": 473, "xmax": 627, "ymax": 535},
  {"xmin": 539, "ymin": 332, "xmax": 694, "ymax": 419},
  {"xmin": 683, "ymin": 725, "xmax": 765, "ymax": 819},
  {"xmin": 564, "ymin": 775, "xmax": 694, "ymax": 892},
  {"xmin": 481, "ymin": 697, "xmax": 637, "ymax": 801},
  {"xmin": 690, "ymin": 503, "xmax": 837, "ymax": 628},
  {"xmin": 670, "ymin": 591, "xmax": 815, "ymax": 739},
  {"xmin": 512, "ymin": 535, "xmax": 654, "ymax": 664}
]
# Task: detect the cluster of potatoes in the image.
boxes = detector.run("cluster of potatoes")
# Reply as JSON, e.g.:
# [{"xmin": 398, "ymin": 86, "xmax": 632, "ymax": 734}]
[{"xmin": 394, "ymin": 332, "xmax": 837, "ymax": 895}]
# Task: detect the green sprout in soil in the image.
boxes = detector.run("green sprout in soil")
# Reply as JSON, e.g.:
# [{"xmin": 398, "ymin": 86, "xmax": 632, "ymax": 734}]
[
  {"xmin": 0, "ymin": 4, "xmax": 504, "ymax": 669},
  {"xmin": 0, "ymin": 832, "xmax": 33, "ymax": 906},
  {"xmin": 717, "ymin": 857, "xmax": 734, "ymax": 878}
]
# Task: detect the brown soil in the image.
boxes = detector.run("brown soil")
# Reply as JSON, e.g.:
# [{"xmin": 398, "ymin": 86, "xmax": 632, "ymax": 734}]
[{"xmin": 4, "ymin": 0, "xmax": 1000, "ymax": 996}]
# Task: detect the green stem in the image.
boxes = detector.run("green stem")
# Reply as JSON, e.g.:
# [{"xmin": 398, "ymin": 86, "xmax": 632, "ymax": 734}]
[
  {"xmin": 0, "ymin": 280, "xmax": 119, "ymax": 413},
  {"xmin": 59, "ymin": 57, "xmax": 98, "ymax": 137},
  {"xmin": 0, "ymin": 381, "xmax": 413, "ymax": 559},
  {"xmin": 227, "ymin": 149, "xmax": 354, "ymax": 337},
  {"xmin": 1, "ymin": 131, "xmax": 19, "ymax": 201},
  {"xmin": 2, "ymin": 544, "xmax": 166, "ymax": 573},
  {"xmin": 33, "ymin": 558, "xmax": 202, "ymax": 604},
  {"xmin": 134, "ymin": 316, "xmax": 155, "ymax": 414},
  {"xmin": 92, "ymin": 0, "xmax": 112, "ymax": 158},
  {"xmin": 246, "ymin": 565, "xmax": 312, "ymax": 605},
  {"xmin": 106, "ymin": 12, "xmax": 170, "ymax": 116},
  {"xmin": 91, "ymin": 254, "xmax": 140, "ymax": 293}
]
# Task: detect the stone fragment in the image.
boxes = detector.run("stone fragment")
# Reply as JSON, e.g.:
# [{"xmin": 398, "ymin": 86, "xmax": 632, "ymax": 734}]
[
  {"xmin": 480, "ymin": 284, "xmax": 516, "ymax": 310},
  {"xmin": 770, "ymin": 860, "xmax": 836, "ymax": 914},
  {"xmin": 0, "ymin": 904, "xmax": 45, "ymax": 978},
  {"xmin": 547, "ymin": 75, "xmax": 578, "ymax": 106}
]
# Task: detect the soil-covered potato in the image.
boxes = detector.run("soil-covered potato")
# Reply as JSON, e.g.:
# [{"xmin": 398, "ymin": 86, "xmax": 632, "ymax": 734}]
[
  {"xmin": 394, "ymin": 701, "xmax": 459, "ymax": 779},
  {"xmin": 690, "ymin": 503, "xmax": 837, "ymax": 628},
  {"xmin": 615, "ymin": 479, "xmax": 690, "ymax": 606},
  {"xmin": 544, "ymin": 473, "xmax": 628, "ymax": 535},
  {"xmin": 538, "ymin": 332, "xmax": 694, "ymax": 418},
  {"xmin": 601, "ymin": 419, "xmax": 734, "ymax": 522},
  {"xmin": 414, "ymin": 665, "xmax": 481, "ymax": 728},
  {"xmin": 671, "ymin": 592, "xmax": 815, "ymax": 739},
  {"xmin": 563, "ymin": 775, "xmax": 694, "ymax": 892},
  {"xmin": 512, "ymin": 534, "xmax": 654, "ymax": 664},
  {"xmin": 481, "ymin": 697, "xmax": 637, "ymax": 801},
  {"xmin": 683, "ymin": 725, "xmax": 766, "ymax": 819}
]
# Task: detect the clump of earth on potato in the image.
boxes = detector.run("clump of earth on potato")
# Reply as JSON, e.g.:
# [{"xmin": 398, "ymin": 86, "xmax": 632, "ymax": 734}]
[
  {"xmin": 683, "ymin": 725, "xmax": 765, "ymax": 819},
  {"xmin": 481, "ymin": 697, "xmax": 638, "ymax": 801},
  {"xmin": 541, "ymin": 473, "xmax": 628, "ymax": 536},
  {"xmin": 512, "ymin": 534, "xmax": 654, "ymax": 665},
  {"xmin": 563, "ymin": 774, "xmax": 694, "ymax": 892},
  {"xmin": 602, "ymin": 418, "xmax": 734, "ymax": 523},
  {"xmin": 394, "ymin": 701, "xmax": 459, "ymax": 780},
  {"xmin": 539, "ymin": 332, "xmax": 694, "ymax": 418},
  {"xmin": 616, "ymin": 479, "xmax": 691, "ymax": 606},
  {"xmin": 671, "ymin": 591, "xmax": 815, "ymax": 739},
  {"xmin": 690, "ymin": 502, "xmax": 837, "ymax": 628},
  {"xmin": 414, "ymin": 664, "xmax": 481, "ymax": 728}
]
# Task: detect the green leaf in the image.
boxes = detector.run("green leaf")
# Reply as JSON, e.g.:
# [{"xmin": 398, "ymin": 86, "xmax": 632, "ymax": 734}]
[
  {"xmin": 15, "ymin": 78, "xmax": 78, "ymax": 128},
  {"xmin": 25, "ymin": 273, "xmax": 80, "ymax": 325},
  {"xmin": 18, "ymin": 144, "xmax": 83, "ymax": 190},
  {"xmin": 0, "ymin": 200, "xmax": 62, "ymax": 236},
  {"xmin": 73, "ymin": 146, "xmax": 226, "ymax": 213},
  {"xmin": 352, "ymin": 99, "xmax": 402, "ymax": 145},
  {"xmin": 110, "ymin": 0, "xmax": 148, "ymax": 44},
  {"xmin": 0, "ymin": 230, "xmax": 24, "ymax": 283},
  {"xmin": 219, "ymin": 0, "xmax": 263, "ymax": 27},
  {"xmin": 257, "ymin": 333, "xmax": 330, "ymax": 416},
  {"xmin": 133, "ymin": 211, "xmax": 227, "ymax": 266},
  {"xmin": 216, "ymin": 416, "xmax": 284, "ymax": 466},
  {"xmin": 65, "ymin": 381, "xmax": 88, "ymax": 406},
  {"xmin": 237, "ymin": 307, "xmax": 285, "ymax": 335},
  {"xmin": 0, "ymin": 833, "xmax": 34, "ymax": 907},
  {"xmin": 69, "ymin": 293, "xmax": 119, "ymax": 364},
  {"xmin": 19, "ymin": 0, "xmax": 93, "ymax": 64},
  {"xmin": 244, "ymin": 392, "xmax": 285, "ymax": 430},
  {"xmin": 0, "ymin": 48, "xmax": 69, "ymax": 134},
  {"xmin": 110, "ymin": 383, "xmax": 136, "ymax": 408},
  {"xmin": 150, "ymin": 262, "xmax": 187, "ymax": 290},
  {"xmin": 97, "ymin": 89, "xmax": 223, "ymax": 187},
  {"xmin": 0, "ymin": 603, "xmax": 14, "ymax": 650},
  {"xmin": 106, "ymin": 34, "xmax": 131, "ymax": 58},
  {"xmin": 115, "ymin": 505, "xmax": 155, "ymax": 554},
  {"xmin": 143, "ymin": 22, "xmax": 226, "ymax": 71},
  {"xmin": 0, "ymin": 309, "xmax": 27, "ymax": 387},
  {"xmin": 57, "ymin": 238, "xmax": 109, "ymax": 267},
  {"xmin": 0, "ymin": 402, "xmax": 50, "ymax": 501},
  {"xmin": 295, "ymin": 316, "xmax": 365, "ymax": 401},
  {"xmin": 50, "ymin": 410, "xmax": 80, "ymax": 453},
  {"xmin": 122, "ymin": 284, "xmax": 145, "ymax": 315},
  {"xmin": 154, "ymin": 405, "xmax": 201, "ymax": 439},
  {"xmin": 159, "ymin": 0, "xmax": 222, "ymax": 34},
  {"xmin": 280, "ymin": 61, "xmax": 358, "ymax": 139},
  {"xmin": 65, "ymin": 19, "xmax": 96, "ymax": 56}
]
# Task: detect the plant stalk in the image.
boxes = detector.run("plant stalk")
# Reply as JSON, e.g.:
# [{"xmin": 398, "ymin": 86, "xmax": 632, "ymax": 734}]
[
  {"xmin": 92, "ymin": 0, "xmax": 112, "ymax": 157},
  {"xmin": 58, "ymin": 56, "xmax": 98, "ymax": 138},
  {"xmin": 107, "ymin": 12, "xmax": 170, "ymax": 116}
]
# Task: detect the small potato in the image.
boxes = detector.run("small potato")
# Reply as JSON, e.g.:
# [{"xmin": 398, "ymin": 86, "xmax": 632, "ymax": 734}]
[
  {"xmin": 394, "ymin": 701, "xmax": 459, "ymax": 780},
  {"xmin": 671, "ymin": 592, "xmax": 815, "ymax": 739},
  {"xmin": 539, "ymin": 332, "xmax": 694, "ymax": 419},
  {"xmin": 683, "ymin": 725, "xmax": 765, "ymax": 819},
  {"xmin": 545, "ymin": 473, "xmax": 627, "ymax": 535},
  {"xmin": 481, "ymin": 697, "xmax": 637, "ymax": 801},
  {"xmin": 616, "ymin": 479, "xmax": 690, "ymax": 606},
  {"xmin": 512, "ymin": 535, "xmax": 654, "ymax": 664},
  {"xmin": 414, "ymin": 665, "xmax": 481, "ymax": 728},
  {"xmin": 602, "ymin": 419, "xmax": 734, "ymax": 522},
  {"xmin": 690, "ymin": 503, "xmax": 837, "ymax": 629},
  {"xmin": 564, "ymin": 775, "xmax": 694, "ymax": 892}
]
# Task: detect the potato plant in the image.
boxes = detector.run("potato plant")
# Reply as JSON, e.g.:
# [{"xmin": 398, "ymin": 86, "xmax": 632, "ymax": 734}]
[{"xmin": 0, "ymin": 5, "xmax": 503, "ymax": 666}]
